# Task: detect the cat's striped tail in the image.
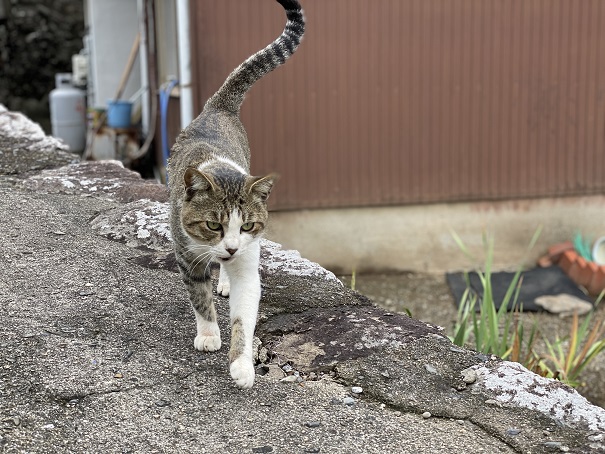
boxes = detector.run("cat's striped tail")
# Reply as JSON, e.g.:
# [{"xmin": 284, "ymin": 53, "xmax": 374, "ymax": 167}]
[{"xmin": 204, "ymin": 0, "xmax": 305, "ymax": 113}]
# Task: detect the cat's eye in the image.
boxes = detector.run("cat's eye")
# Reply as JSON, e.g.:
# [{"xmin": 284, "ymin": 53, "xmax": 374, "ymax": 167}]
[
  {"xmin": 241, "ymin": 222, "xmax": 255, "ymax": 232},
  {"xmin": 206, "ymin": 221, "xmax": 222, "ymax": 231}
]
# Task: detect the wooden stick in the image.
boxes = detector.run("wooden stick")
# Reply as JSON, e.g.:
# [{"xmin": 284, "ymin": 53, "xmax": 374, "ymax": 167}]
[{"xmin": 114, "ymin": 31, "xmax": 141, "ymax": 101}]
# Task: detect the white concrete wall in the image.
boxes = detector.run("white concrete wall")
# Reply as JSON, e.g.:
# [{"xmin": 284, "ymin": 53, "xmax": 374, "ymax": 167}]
[
  {"xmin": 86, "ymin": 0, "xmax": 141, "ymax": 109},
  {"xmin": 155, "ymin": 0, "xmax": 179, "ymax": 85},
  {"xmin": 266, "ymin": 195, "xmax": 605, "ymax": 274}
]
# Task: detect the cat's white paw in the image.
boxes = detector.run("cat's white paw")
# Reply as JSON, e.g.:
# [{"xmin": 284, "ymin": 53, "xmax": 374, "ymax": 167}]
[
  {"xmin": 216, "ymin": 280, "xmax": 230, "ymax": 297},
  {"xmin": 230, "ymin": 356, "xmax": 255, "ymax": 389},
  {"xmin": 218, "ymin": 265, "xmax": 230, "ymax": 296},
  {"xmin": 194, "ymin": 334, "xmax": 222, "ymax": 352}
]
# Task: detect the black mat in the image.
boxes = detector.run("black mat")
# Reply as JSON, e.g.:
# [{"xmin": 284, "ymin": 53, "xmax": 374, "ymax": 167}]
[{"xmin": 446, "ymin": 266, "xmax": 592, "ymax": 312}]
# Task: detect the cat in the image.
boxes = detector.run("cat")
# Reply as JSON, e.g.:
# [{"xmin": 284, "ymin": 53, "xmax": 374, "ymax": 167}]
[{"xmin": 167, "ymin": 0, "xmax": 305, "ymax": 389}]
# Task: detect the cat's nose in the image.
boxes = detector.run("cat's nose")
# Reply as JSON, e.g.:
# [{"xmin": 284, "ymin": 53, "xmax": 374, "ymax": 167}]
[{"xmin": 226, "ymin": 248, "xmax": 238, "ymax": 256}]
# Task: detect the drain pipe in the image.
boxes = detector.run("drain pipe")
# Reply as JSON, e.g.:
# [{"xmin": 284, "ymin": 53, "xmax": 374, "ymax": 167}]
[
  {"xmin": 127, "ymin": 0, "xmax": 158, "ymax": 164},
  {"xmin": 137, "ymin": 0, "xmax": 150, "ymax": 135},
  {"xmin": 176, "ymin": 0, "xmax": 193, "ymax": 129},
  {"xmin": 160, "ymin": 78, "xmax": 179, "ymax": 183}
]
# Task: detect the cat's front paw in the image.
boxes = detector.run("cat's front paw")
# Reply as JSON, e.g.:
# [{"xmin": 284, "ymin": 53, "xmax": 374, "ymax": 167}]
[
  {"xmin": 230, "ymin": 356, "xmax": 255, "ymax": 389},
  {"xmin": 194, "ymin": 334, "xmax": 222, "ymax": 352},
  {"xmin": 216, "ymin": 280, "xmax": 230, "ymax": 297}
]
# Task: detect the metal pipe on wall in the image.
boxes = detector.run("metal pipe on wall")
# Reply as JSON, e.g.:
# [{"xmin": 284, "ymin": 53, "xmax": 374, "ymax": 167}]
[
  {"xmin": 136, "ymin": 0, "xmax": 150, "ymax": 135},
  {"xmin": 176, "ymin": 0, "xmax": 193, "ymax": 128}
]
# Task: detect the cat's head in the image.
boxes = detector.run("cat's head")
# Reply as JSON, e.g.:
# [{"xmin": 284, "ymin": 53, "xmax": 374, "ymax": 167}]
[{"xmin": 180, "ymin": 166, "xmax": 277, "ymax": 263}]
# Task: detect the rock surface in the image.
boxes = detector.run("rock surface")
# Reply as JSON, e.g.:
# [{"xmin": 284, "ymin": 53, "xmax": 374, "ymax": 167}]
[
  {"xmin": 1, "ymin": 109, "xmax": 605, "ymax": 453},
  {"xmin": 0, "ymin": 105, "xmax": 77, "ymax": 178}
]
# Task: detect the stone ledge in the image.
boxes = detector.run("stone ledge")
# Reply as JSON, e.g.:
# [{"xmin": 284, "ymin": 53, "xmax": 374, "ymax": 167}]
[
  {"xmin": 21, "ymin": 160, "xmax": 169, "ymax": 203},
  {"xmin": 28, "ymin": 158, "xmax": 604, "ymax": 451}
]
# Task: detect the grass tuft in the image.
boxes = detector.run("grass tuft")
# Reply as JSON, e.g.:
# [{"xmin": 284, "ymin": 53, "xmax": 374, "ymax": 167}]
[{"xmin": 449, "ymin": 230, "xmax": 605, "ymax": 387}]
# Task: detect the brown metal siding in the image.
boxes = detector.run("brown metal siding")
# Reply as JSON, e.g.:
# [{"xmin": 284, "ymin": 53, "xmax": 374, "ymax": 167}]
[{"xmin": 189, "ymin": 0, "xmax": 605, "ymax": 210}]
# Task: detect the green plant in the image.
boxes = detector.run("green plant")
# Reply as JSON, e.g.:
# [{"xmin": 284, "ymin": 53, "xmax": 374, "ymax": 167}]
[
  {"xmin": 450, "ymin": 229, "xmax": 605, "ymax": 388},
  {"xmin": 508, "ymin": 309, "xmax": 550, "ymax": 377},
  {"xmin": 541, "ymin": 293, "xmax": 605, "ymax": 387},
  {"xmin": 450, "ymin": 229, "xmax": 541, "ymax": 359}
]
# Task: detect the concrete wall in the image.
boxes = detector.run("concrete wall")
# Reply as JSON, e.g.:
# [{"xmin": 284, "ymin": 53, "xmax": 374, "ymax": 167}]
[
  {"xmin": 266, "ymin": 195, "xmax": 605, "ymax": 274},
  {"xmin": 155, "ymin": 0, "xmax": 179, "ymax": 85},
  {"xmin": 86, "ymin": 0, "xmax": 140, "ymax": 109}
]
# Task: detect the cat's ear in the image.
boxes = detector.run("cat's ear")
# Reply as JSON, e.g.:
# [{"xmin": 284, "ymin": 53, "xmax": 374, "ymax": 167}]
[
  {"xmin": 184, "ymin": 167, "xmax": 217, "ymax": 200},
  {"xmin": 246, "ymin": 173, "xmax": 279, "ymax": 202}
]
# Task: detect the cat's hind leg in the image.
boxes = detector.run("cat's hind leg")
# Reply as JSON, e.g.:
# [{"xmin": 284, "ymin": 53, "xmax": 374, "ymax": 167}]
[{"xmin": 179, "ymin": 261, "xmax": 222, "ymax": 352}]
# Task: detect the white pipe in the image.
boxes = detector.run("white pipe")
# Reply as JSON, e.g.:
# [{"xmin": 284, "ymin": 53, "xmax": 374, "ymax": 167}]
[
  {"xmin": 176, "ymin": 0, "xmax": 194, "ymax": 128},
  {"xmin": 137, "ymin": 0, "xmax": 150, "ymax": 135}
]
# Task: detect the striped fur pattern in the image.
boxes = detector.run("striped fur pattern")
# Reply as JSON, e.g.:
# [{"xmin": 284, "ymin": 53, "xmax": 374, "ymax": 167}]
[
  {"xmin": 206, "ymin": 0, "xmax": 305, "ymax": 114},
  {"xmin": 167, "ymin": 0, "xmax": 304, "ymax": 389}
]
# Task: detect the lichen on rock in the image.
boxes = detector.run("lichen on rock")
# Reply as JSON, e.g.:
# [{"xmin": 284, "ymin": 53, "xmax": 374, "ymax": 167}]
[
  {"xmin": 90, "ymin": 199, "xmax": 172, "ymax": 251},
  {"xmin": 474, "ymin": 361, "xmax": 605, "ymax": 433}
]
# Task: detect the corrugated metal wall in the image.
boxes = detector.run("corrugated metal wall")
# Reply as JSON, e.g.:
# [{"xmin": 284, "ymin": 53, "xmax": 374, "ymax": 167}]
[{"xmin": 189, "ymin": 0, "xmax": 605, "ymax": 210}]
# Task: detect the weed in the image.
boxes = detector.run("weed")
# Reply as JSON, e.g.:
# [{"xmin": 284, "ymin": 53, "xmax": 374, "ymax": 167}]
[
  {"xmin": 541, "ymin": 292, "xmax": 605, "ymax": 387},
  {"xmin": 450, "ymin": 229, "xmax": 605, "ymax": 387},
  {"xmin": 450, "ymin": 229, "xmax": 541, "ymax": 360}
]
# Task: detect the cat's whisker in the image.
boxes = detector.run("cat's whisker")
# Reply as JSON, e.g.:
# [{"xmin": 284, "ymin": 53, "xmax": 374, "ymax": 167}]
[
  {"xmin": 182, "ymin": 243, "xmax": 212, "ymax": 254},
  {"xmin": 176, "ymin": 243, "xmax": 211, "ymax": 254},
  {"xmin": 190, "ymin": 251, "xmax": 215, "ymax": 273},
  {"xmin": 202, "ymin": 259, "xmax": 215, "ymax": 278},
  {"xmin": 180, "ymin": 245, "xmax": 215, "ymax": 268}
]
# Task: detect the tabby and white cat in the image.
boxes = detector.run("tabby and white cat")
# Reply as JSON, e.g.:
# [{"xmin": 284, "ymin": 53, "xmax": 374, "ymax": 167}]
[{"xmin": 167, "ymin": 0, "xmax": 305, "ymax": 388}]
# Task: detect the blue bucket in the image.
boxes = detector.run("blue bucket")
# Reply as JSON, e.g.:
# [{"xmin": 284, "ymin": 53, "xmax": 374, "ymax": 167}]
[{"xmin": 107, "ymin": 100, "xmax": 133, "ymax": 128}]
